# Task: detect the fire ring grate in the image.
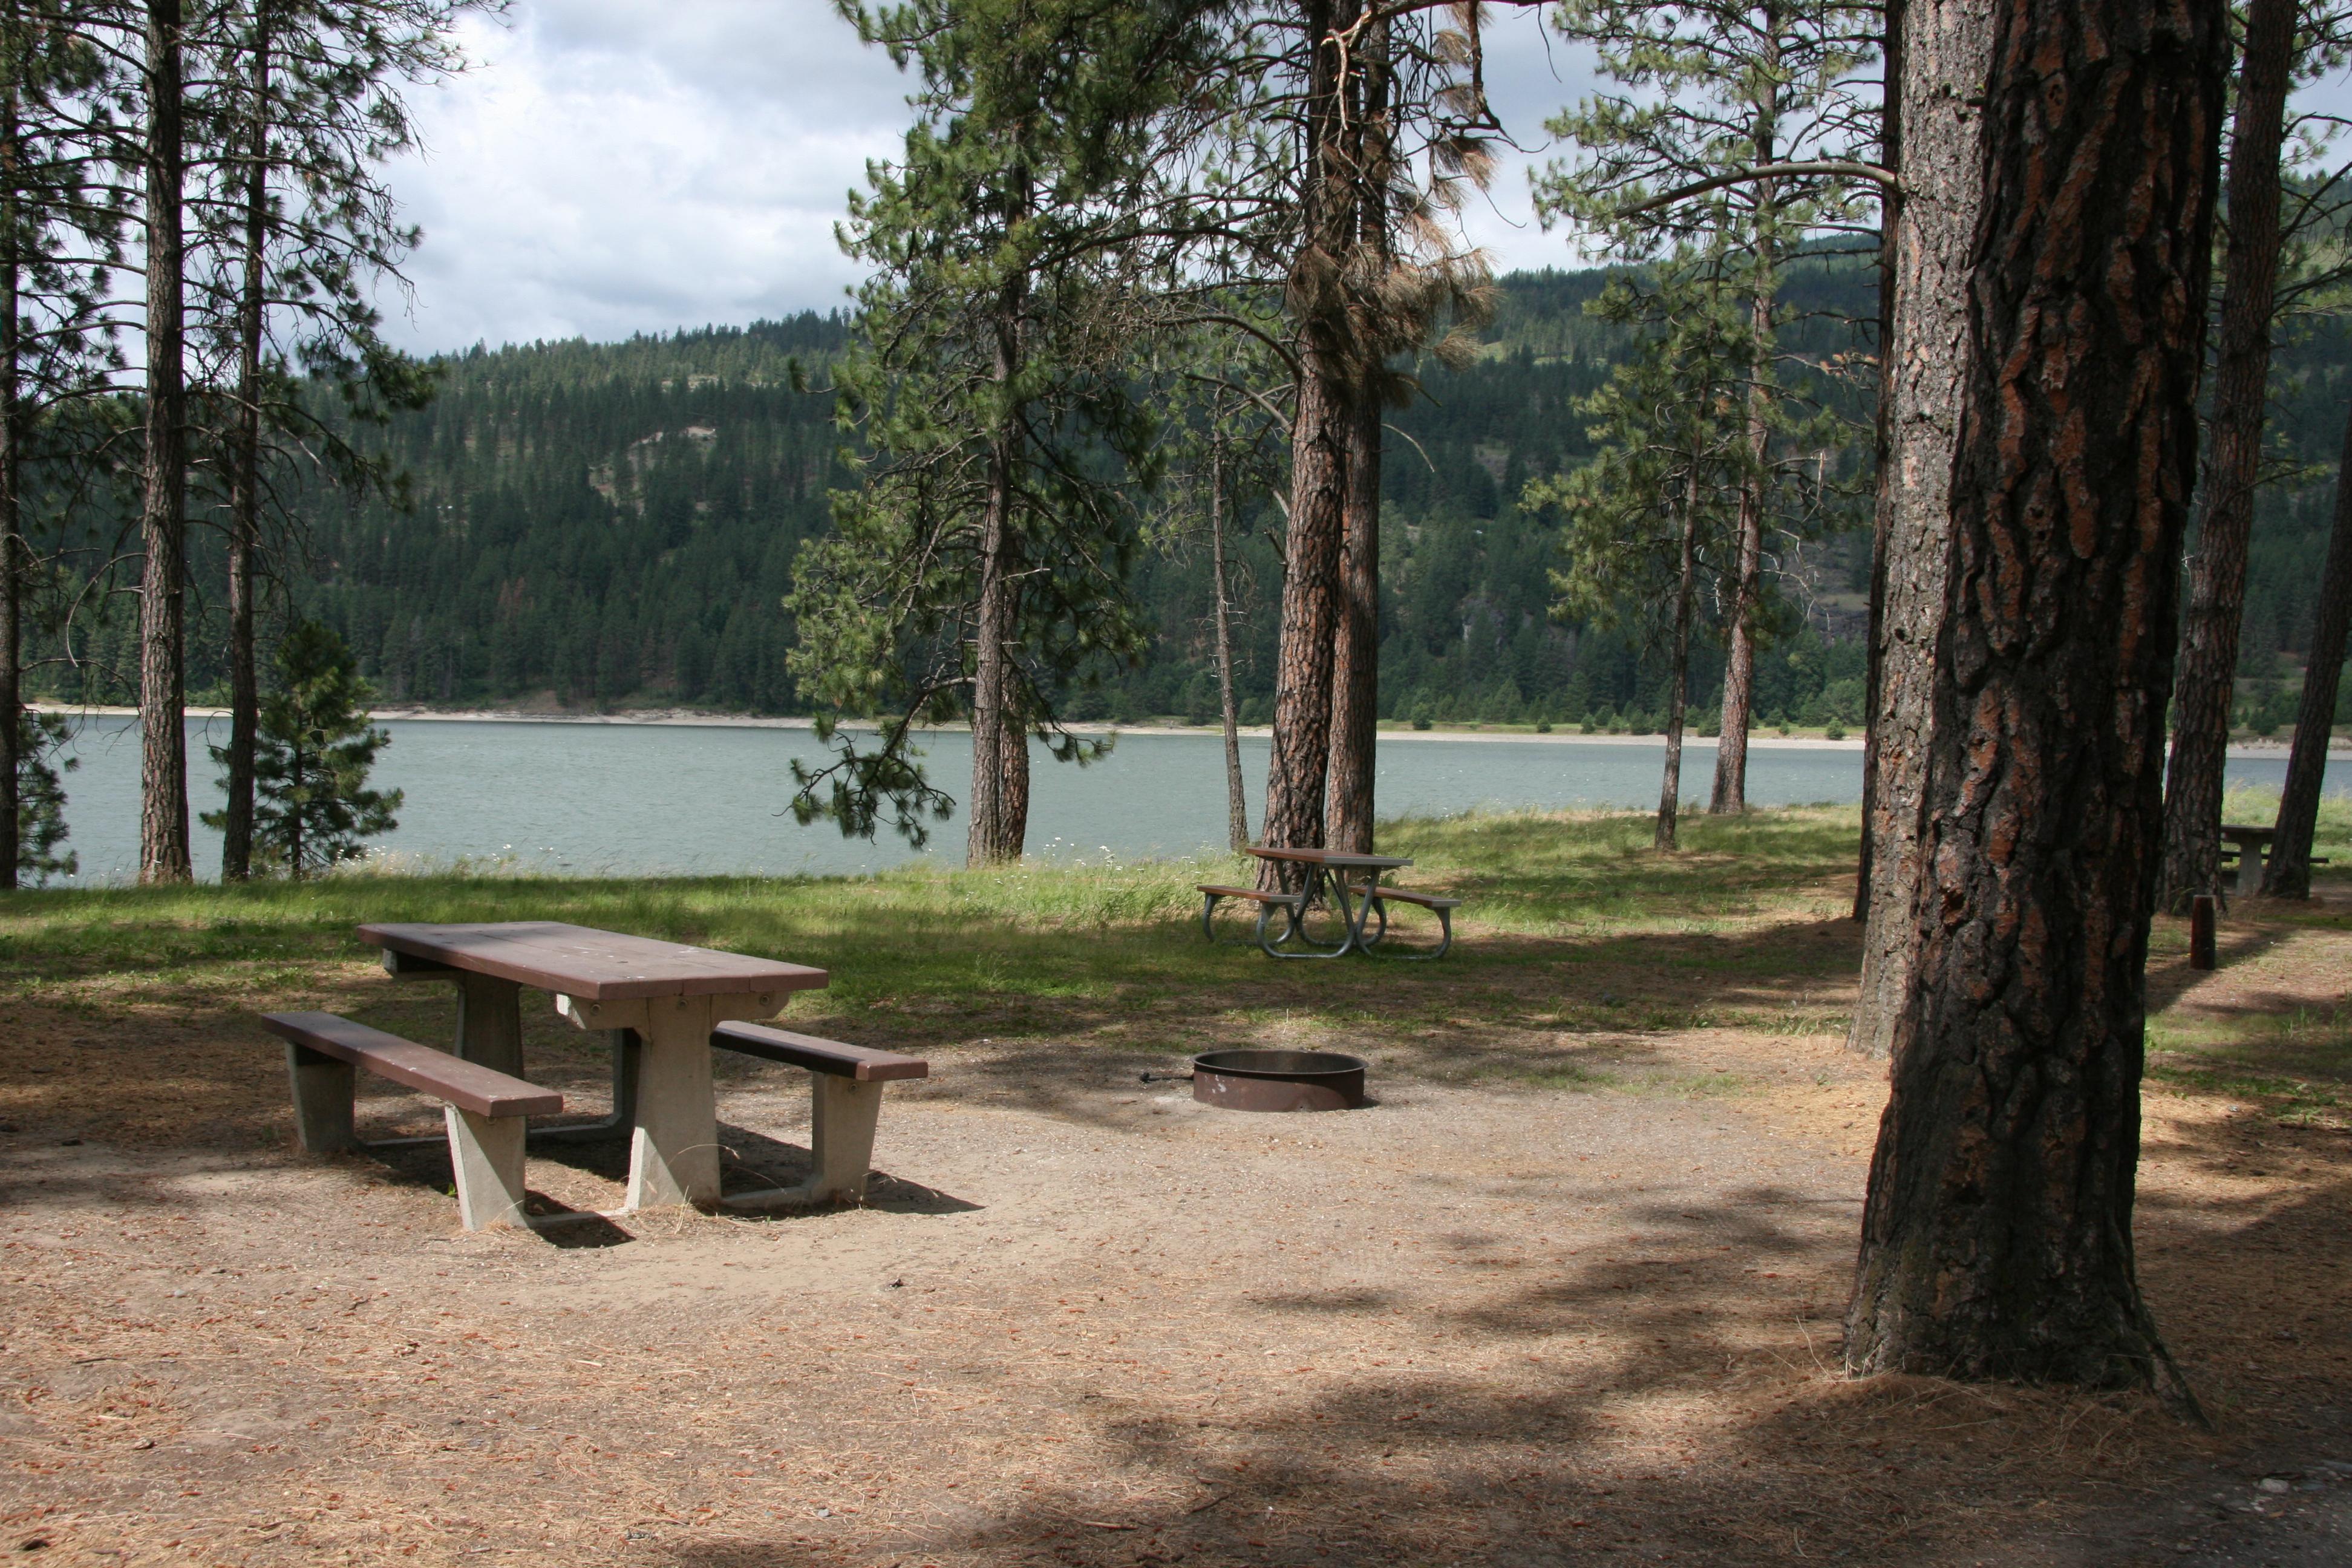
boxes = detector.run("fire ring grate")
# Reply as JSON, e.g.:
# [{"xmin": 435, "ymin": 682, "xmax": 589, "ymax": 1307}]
[{"xmin": 1188, "ymin": 1048, "xmax": 1368, "ymax": 1112}]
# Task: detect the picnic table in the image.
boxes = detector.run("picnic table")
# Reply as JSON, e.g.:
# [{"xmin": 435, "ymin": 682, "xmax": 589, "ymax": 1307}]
[
  {"xmin": 2220, "ymin": 823, "xmax": 2276, "ymax": 898},
  {"xmin": 358, "ymin": 921, "xmax": 827, "ymax": 1210},
  {"xmin": 1196, "ymin": 846, "xmax": 1459, "ymax": 959}
]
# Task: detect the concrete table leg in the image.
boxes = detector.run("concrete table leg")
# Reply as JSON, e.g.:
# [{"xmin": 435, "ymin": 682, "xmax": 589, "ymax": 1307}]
[
  {"xmin": 455, "ymin": 973, "xmax": 524, "ymax": 1077},
  {"xmin": 610, "ymin": 1027, "xmax": 641, "ymax": 1125},
  {"xmin": 285, "ymin": 1044, "xmax": 357, "ymax": 1154},
  {"xmin": 808, "ymin": 1076, "xmax": 884, "ymax": 1204},
  {"xmin": 627, "ymin": 995, "xmax": 720, "ymax": 1209},
  {"xmin": 445, "ymin": 1105, "xmax": 529, "ymax": 1229},
  {"xmin": 2239, "ymin": 846, "xmax": 2267, "ymax": 898}
]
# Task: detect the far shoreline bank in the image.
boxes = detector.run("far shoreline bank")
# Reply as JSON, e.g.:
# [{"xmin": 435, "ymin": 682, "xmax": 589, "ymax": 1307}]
[{"xmin": 35, "ymin": 702, "xmax": 2351, "ymax": 760}]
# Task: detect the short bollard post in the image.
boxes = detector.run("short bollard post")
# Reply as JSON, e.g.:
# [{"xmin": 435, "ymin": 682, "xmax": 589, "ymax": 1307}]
[{"xmin": 2189, "ymin": 893, "xmax": 2217, "ymax": 971}]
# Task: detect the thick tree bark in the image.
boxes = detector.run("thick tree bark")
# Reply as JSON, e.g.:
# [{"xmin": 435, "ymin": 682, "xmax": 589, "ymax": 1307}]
[
  {"xmin": 1322, "ymin": 10, "xmax": 1387, "ymax": 858},
  {"xmin": 222, "ymin": 0, "xmax": 271, "ymax": 882},
  {"xmin": 2157, "ymin": 0, "xmax": 2296, "ymax": 910},
  {"xmin": 1324, "ymin": 376, "xmax": 1380, "ymax": 854},
  {"xmin": 137, "ymin": 0, "xmax": 191, "ymax": 884},
  {"xmin": 1657, "ymin": 468, "xmax": 1704, "ymax": 852},
  {"xmin": 1846, "ymin": 0, "xmax": 2226, "ymax": 1388},
  {"xmin": 1846, "ymin": 0, "xmax": 1995, "ymax": 1059},
  {"xmin": 2263, "ymin": 400, "xmax": 2352, "ymax": 898},
  {"xmin": 1853, "ymin": 0, "xmax": 1902, "ymax": 923},
  {"xmin": 1258, "ymin": 0, "xmax": 1357, "ymax": 884},
  {"xmin": 1210, "ymin": 444, "xmax": 1250, "ymax": 851}
]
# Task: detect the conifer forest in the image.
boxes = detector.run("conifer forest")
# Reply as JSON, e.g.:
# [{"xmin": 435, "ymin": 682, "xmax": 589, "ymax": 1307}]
[{"xmin": 29, "ymin": 261, "xmax": 2352, "ymax": 738}]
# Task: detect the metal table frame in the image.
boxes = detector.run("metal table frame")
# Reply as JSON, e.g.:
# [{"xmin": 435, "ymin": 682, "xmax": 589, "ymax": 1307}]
[{"xmin": 1246, "ymin": 846, "xmax": 1412, "ymax": 959}]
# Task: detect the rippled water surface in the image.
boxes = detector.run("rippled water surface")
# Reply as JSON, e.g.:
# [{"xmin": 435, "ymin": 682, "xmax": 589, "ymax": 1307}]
[{"xmin": 37, "ymin": 715, "xmax": 2345, "ymax": 884}]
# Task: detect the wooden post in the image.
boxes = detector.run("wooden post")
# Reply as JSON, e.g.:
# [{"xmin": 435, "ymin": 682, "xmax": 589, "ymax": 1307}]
[{"xmin": 2189, "ymin": 893, "xmax": 2216, "ymax": 971}]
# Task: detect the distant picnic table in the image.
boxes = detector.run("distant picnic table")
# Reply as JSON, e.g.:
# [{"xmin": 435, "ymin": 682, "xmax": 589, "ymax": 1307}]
[
  {"xmin": 2219, "ymin": 824, "xmax": 2276, "ymax": 898},
  {"xmin": 1197, "ymin": 847, "xmax": 1462, "ymax": 959}
]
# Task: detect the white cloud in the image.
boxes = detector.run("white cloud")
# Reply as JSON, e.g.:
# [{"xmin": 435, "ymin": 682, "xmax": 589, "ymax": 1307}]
[
  {"xmin": 371, "ymin": 1, "xmax": 1607, "ymax": 354},
  {"xmin": 379, "ymin": 0, "xmax": 910, "ymax": 351}
]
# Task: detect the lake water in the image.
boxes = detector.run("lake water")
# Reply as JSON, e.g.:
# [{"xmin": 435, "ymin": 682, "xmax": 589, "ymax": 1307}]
[{"xmin": 33, "ymin": 714, "xmax": 2348, "ymax": 885}]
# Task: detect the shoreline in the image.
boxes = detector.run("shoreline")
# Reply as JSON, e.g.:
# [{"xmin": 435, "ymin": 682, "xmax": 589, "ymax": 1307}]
[{"xmin": 33, "ymin": 702, "xmax": 2352, "ymax": 760}]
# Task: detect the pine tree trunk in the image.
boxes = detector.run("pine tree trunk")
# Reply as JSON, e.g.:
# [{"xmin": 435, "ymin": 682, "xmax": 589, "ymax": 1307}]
[
  {"xmin": 0, "ymin": 39, "xmax": 19, "ymax": 893},
  {"xmin": 1657, "ymin": 466, "xmax": 1703, "ymax": 853},
  {"xmin": 968, "ymin": 443, "xmax": 1017, "ymax": 867},
  {"xmin": 1258, "ymin": 0, "xmax": 1357, "ymax": 886},
  {"xmin": 1210, "ymin": 444, "xmax": 1250, "ymax": 851},
  {"xmin": 1845, "ymin": 0, "xmax": 2226, "ymax": 1388},
  {"xmin": 2157, "ymin": 0, "xmax": 2296, "ymax": 911},
  {"xmin": 1322, "ymin": 11, "xmax": 1386, "ymax": 858},
  {"xmin": 967, "ymin": 195, "xmax": 1028, "ymax": 869},
  {"xmin": 1847, "ymin": 0, "xmax": 1995, "ymax": 1060},
  {"xmin": 1854, "ymin": 0, "xmax": 1903, "ymax": 923},
  {"xmin": 1324, "ymin": 374, "xmax": 1380, "ymax": 854},
  {"xmin": 998, "ymin": 675, "xmax": 1029, "ymax": 860},
  {"xmin": 2263, "ymin": 399, "xmax": 2352, "ymax": 899},
  {"xmin": 1709, "ymin": 65, "xmax": 1782, "ymax": 817},
  {"xmin": 222, "ymin": 1, "xmax": 270, "ymax": 882},
  {"xmin": 137, "ymin": 0, "xmax": 191, "ymax": 884},
  {"xmin": 286, "ymin": 734, "xmax": 302, "ymax": 878},
  {"xmin": 1709, "ymin": 417, "xmax": 1762, "ymax": 813}
]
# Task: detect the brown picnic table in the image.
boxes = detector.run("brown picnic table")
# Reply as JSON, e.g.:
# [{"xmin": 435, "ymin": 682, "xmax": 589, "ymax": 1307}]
[
  {"xmin": 358, "ymin": 921, "xmax": 828, "ymax": 1210},
  {"xmin": 1196, "ymin": 846, "xmax": 1461, "ymax": 959}
]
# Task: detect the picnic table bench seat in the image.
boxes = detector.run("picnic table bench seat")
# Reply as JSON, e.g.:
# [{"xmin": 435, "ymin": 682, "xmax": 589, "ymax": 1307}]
[
  {"xmin": 1194, "ymin": 883, "xmax": 1308, "ymax": 943},
  {"xmin": 1348, "ymin": 884, "xmax": 1463, "ymax": 960},
  {"xmin": 262, "ymin": 1011, "xmax": 559, "ymax": 1230},
  {"xmin": 710, "ymin": 1022, "xmax": 929, "ymax": 1209}
]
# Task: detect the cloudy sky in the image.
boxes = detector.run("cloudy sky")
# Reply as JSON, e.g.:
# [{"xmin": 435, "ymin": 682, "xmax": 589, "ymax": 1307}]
[{"xmin": 376, "ymin": 1, "xmax": 1599, "ymax": 354}]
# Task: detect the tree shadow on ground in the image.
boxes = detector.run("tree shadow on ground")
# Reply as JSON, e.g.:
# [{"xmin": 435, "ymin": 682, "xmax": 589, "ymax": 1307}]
[{"xmin": 661, "ymin": 1102, "xmax": 2351, "ymax": 1567}]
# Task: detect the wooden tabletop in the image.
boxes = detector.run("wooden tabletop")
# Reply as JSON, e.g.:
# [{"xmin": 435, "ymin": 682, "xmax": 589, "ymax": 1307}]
[
  {"xmin": 1247, "ymin": 846, "xmax": 1413, "ymax": 870},
  {"xmin": 358, "ymin": 921, "xmax": 828, "ymax": 1002},
  {"xmin": 2219, "ymin": 824, "xmax": 2278, "ymax": 843}
]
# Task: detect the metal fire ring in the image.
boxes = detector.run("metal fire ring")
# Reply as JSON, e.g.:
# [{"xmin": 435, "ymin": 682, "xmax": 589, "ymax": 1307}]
[{"xmin": 1189, "ymin": 1048, "xmax": 1368, "ymax": 1113}]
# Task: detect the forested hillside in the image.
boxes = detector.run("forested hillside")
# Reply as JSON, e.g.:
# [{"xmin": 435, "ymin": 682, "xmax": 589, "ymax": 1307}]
[{"xmin": 47, "ymin": 265, "xmax": 2352, "ymax": 734}]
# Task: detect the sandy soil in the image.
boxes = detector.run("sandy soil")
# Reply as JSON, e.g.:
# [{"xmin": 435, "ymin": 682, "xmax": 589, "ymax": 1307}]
[{"xmin": 3, "ymin": 906, "xmax": 2349, "ymax": 1565}]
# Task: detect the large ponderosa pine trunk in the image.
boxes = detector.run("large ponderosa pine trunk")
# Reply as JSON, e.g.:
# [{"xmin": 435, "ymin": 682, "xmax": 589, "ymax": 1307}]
[
  {"xmin": 222, "ymin": 0, "xmax": 272, "ymax": 881},
  {"xmin": 2157, "ymin": 0, "xmax": 2297, "ymax": 910},
  {"xmin": 137, "ymin": 0, "xmax": 191, "ymax": 884},
  {"xmin": 1258, "ymin": 0, "xmax": 1357, "ymax": 883},
  {"xmin": 2263, "ymin": 400, "xmax": 2352, "ymax": 898},
  {"xmin": 1846, "ymin": 0, "xmax": 1994, "ymax": 1059},
  {"xmin": 1846, "ymin": 0, "xmax": 2226, "ymax": 1387},
  {"xmin": 1321, "ymin": 13, "xmax": 1388, "ymax": 858}
]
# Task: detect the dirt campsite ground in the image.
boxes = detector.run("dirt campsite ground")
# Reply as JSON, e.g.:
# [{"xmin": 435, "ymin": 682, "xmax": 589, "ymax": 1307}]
[{"xmin": 2, "ymin": 817, "xmax": 2349, "ymax": 1567}]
